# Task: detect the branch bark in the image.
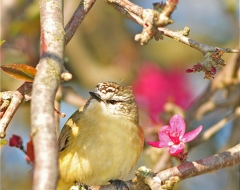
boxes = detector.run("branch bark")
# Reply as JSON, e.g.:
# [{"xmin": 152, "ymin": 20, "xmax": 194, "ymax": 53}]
[
  {"xmin": 103, "ymin": 0, "xmax": 238, "ymax": 52},
  {"xmin": 185, "ymin": 48, "xmax": 240, "ymax": 124},
  {"xmin": 84, "ymin": 143, "xmax": 240, "ymax": 190},
  {"xmin": 30, "ymin": 0, "xmax": 64, "ymax": 189},
  {"xmin": 0, "ymin": 82, "xmax": 32, "ymax": 138},
  {"xmin": 103, "ymin": 0, "xmax": 238, "ymax": 78},
  {"xmin": 65, "ymin": 0, "xmax": 96, "ymax": 45},
  {"xmin": 157, "ymin": 143, "xmax": 240, "ymax": 182}
]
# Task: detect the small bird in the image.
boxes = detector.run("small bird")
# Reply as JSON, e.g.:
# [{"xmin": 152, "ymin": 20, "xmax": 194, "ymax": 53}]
[{"xmin": 58, "ymin": 82, "xmax": 144, "ymax": 189}]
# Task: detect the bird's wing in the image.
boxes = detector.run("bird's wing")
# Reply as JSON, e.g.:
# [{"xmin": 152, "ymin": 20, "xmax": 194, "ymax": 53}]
[
  {"xmin": 58, "ymin": 107, "xmax": 84, "ymax": 151},
  {"xmin": 58, "ymin": 124, "xmax": 71, "ymax": 151}
]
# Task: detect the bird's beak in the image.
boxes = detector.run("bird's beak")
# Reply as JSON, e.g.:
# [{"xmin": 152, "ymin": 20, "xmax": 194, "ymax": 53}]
[{"xmin": 89, "ymin": 92, "xmax": 102, "ymax": 102}]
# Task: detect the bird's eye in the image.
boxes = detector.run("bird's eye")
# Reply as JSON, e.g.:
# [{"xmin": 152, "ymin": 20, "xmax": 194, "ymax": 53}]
[{"xmin": 107, "ymin": 100, "xmax": 117, "ymax": 105}]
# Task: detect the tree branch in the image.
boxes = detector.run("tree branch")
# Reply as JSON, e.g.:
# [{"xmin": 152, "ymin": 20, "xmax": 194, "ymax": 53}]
[
  {"xmin": 65, "ymin": 0, "xmax": 96, "ymax": 45},
  {"xmin": 185, "ymin": 48, "xmax": 240, "ymax": 124},
  {"xmin": 103, "ymin": 0, "xmax": 238, "ymax": 78},
  {"xmin": 0, "ymin": 0, "xmax": 94, "ymax": 139},
  {"xmin": 30, "ymin": 0, "xmax": 64, "ymax": 189},
  {"xmin": 159, "ymin": 27, "xmax": 238, "ymax": 53},
  {"xmin": 157, "ymin": 143, "xmax": 240, "ymax": 183},
  {"xmin": 189, "ymin": 108, "xmax": 239, "ymax": 149},
  {"xmin": 104, "ymin": 0, "xmax": 238, "ymax": 52},
  {"xmin": 0, "ymin": 82, "xmax": 32, "ymax": 138},
  {"xmin": 1, "ymin": 1, "xmax": 239, "ymax": 189},
  {"xmin": 70, "ymin": 143, "xmax": 240, "ymax": 190},
  {"xmin": 62, "ymin": 86, "xmax": 87, "ymax": 107}
]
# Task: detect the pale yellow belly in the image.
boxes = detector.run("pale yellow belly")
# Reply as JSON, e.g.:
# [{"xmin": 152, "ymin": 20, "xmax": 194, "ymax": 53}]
[{"xmin": 58, "ymin": 117, "xmax": 143, "ymax": 189}]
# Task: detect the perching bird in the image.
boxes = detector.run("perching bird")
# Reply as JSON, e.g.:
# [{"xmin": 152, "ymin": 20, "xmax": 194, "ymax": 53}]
[{"xmin": 58, "ymin": 82, "xmax": 144, "ymax": 189}]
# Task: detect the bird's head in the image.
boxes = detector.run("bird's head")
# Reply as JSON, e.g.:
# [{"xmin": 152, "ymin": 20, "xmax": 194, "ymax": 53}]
[{"xmin": 85, "ymin": 82, "xmax": 139, "ymax": 122}]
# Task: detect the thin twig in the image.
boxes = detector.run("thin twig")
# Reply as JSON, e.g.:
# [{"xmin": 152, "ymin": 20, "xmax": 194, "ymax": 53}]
[
  {"xmin": 189, "ymin": 110, "xmax": 238, "ymax": 149},
  {"xmin": 65, "ymin": 0, "xmax": 96, "ymax": 45},
  {"xmin": 201, "ymin": 110, "xmax": 238, "ymax": 140},
  {"xmin": 0, "ymin": 82, "xmax": 32, "ymax": 138},
  {"xmin": 153, "ymin": 149, "xmax": 172, "ymax": 172},
  {"xmin": 185, "ymin": 50, "xmax": 240, "ymax": 125},
  {"xmin": 55, "ymin": 86, "xmax": 62, "ymax": 135},
  {"xmin": 195, "ymin": 94, "xmax": 240, "ymax": 120},
  {"xmin": 104, "ymin": 0, "xmax": 238, "ymax": 79},
  {"xmin": 62, "ymin": 86, "xmax": 87, "ymax": 107},
  {"xmin": 104, "ymin": 0, "xmax": 238, "ymax": 52},
  {"xmin": 158, "ymin": 27, "xmax": 239, "ymax": 54}
]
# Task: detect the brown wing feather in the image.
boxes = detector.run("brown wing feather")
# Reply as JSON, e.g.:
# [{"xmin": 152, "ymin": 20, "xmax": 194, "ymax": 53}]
[
  {"xmin": 58, "ymin": 107, "xmax": 84, "ymax": 151},
  {"xmin": 58, "ymin": 124, "xmax": 71, "ymax": 151}
]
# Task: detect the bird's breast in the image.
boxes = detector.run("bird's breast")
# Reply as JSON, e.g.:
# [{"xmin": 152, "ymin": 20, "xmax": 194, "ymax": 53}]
[{"xmin": 59, "ymin": 114, "xmax": 143, "ymax": 186}]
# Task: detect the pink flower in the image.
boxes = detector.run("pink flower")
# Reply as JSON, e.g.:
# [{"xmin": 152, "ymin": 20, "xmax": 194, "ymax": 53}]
[
  {"xmin": 9, "ymin": 134, "xmax": 23, "ymax": 148},
  {"xmin": 147, "ymin": 114, "xmax": 203, "ymax": 156},
  {"xmin": 132, "ymin": 63, "xmax": 193, "ymax": 123}
]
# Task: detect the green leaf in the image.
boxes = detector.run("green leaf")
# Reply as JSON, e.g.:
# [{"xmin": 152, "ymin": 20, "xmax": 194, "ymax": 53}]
[
  {"xmin": 0, "ymin": 40, "xmax": 5, "ymax": 46},
  {"xmin": 0, "ymin": 64, "xmax": 37, "ymax": 82},
  {"xmin": 0, "ymin": 139, "xmax": 8, "ymax": 147}
]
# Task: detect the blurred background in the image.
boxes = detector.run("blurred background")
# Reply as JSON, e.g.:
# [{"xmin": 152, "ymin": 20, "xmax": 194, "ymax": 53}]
[{"xmin": 0, "ymin": 0, "xmax": 239, "ymax": 189}]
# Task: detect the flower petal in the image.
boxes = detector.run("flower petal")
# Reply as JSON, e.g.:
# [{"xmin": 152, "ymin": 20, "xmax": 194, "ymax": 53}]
[
  {"xmin": 169, "ymin": 143, "xmax": 185, "ymax": 156},
  {"xmin": 147, "ymin": 141, "xmax": 161, "ymax": 148},
  {"xmin": 158, "ymin": 125, "xmax": 173, "ymax": 147},
  {"xmin": 182, "ymin": 126, "xmax": 203, "ymax": 143},
  {"xmin": 170, "ymin": 114, "xmax": 186, "ymax": 136},
  {"xmin": 9, "ymin": 134, "xmax": 23, "ymax": 148}
]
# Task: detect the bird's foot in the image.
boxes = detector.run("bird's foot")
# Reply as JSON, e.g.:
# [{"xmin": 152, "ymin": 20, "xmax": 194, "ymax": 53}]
[
  {"xmin": 109, "ymin": 179, "xmax": 129, "ymax": 190},
  {"xmin": 70, "ymin": 181, "xmax": 90, "ymax": 190}
]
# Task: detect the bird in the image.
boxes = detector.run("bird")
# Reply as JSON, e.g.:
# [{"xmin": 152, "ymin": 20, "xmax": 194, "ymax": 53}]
[{"xmin": 57, "ymin": 82, "xmax": 144, "ymax": 190}]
